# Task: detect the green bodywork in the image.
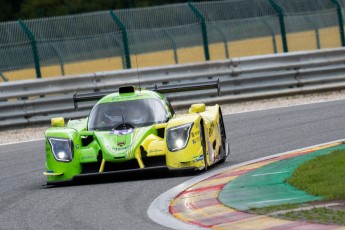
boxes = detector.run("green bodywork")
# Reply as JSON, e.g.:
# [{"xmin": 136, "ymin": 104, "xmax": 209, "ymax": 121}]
[{"xmin": 45, "ymin": 89, "xmax": 172, "ymax": 183}]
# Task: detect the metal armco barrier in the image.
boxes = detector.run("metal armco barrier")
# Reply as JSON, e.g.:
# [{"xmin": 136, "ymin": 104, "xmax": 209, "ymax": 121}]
[{"xmin": 1, "ymin": 48, "xmax": 345, "ymax": 128}]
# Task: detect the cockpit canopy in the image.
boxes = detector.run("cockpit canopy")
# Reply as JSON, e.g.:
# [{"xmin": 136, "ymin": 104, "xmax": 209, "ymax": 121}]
[{"xmin": 88, "ymin": 98, "xmax": 168, "ymax": 131}]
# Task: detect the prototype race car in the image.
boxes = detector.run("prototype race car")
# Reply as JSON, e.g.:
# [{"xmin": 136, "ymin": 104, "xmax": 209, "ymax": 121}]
[{"xmin": 44, "ymin": 80, "xmax": 229, "ymax": 184}]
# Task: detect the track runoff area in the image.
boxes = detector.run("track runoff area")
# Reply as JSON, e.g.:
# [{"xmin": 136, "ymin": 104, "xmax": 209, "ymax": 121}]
[{"xmin": 148, "ymin": 140, "xmax": 345, "ymax": 229}]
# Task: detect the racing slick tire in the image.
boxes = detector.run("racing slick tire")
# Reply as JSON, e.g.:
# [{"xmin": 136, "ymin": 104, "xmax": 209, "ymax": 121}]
[
  {"xmin": 219, "ymin": 109, "xmax": 229, "ymax": 163},
  {"xmin": 200, "ymin": 120, "xmax": 208, "ymax": 171}
]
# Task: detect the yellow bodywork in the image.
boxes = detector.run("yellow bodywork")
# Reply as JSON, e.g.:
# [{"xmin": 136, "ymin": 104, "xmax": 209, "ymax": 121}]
[
  {"xmin": 51, "ymin": 117, "xmax": 65, "ymax": 127},
  {"xmin": 141, "ymin": 134, "xmax": 167, "ymax": 157},
  {"xmin": 140, "ymin": 103, "xmax": 222, "ymax": 170},
  {"xmin": 189, "ymin": 104, "xmax": 206, "ymax": 113}
]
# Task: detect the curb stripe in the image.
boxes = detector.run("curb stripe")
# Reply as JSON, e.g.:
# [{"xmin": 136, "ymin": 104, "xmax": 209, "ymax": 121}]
[
  {"xmin": 168, "ymin": 141, "xmax": 345, "ymax": 229},
  {"xmin": 148, "ymin": 139, "xmax": 345, "ymax": 230}
]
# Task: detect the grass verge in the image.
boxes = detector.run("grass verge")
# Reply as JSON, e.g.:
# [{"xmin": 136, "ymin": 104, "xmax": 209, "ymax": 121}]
[
  {"xmin": 250, "ymin": 204, "xmax": 300, "ymax": 215},
  {"xmin": 250, "ymin": 149, "xmax": 345, "ymax": 225},
  {"xmin": 287, "ymin": 150, "xmax": 345, "ymax": 200},
  {"xmin": 277, "ymin": 207, "xmax": 345, "ymax": 225}
]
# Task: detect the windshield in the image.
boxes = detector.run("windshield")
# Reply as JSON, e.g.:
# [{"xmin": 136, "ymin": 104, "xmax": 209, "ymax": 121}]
[{"xmin": 88, "ymin": 98, "xmax": 168, "ymax": 131}]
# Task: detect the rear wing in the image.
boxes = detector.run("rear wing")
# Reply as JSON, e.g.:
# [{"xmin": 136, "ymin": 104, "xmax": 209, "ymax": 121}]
[
  {"xmin": 147, "ymin": 79, "xmax": 220, "ymax": 95},
  {"xmin": 73, "ymin": 91, "xmax": 116, "ymax": 110},
  {"xmin": 73, "ymin": 79, "xmax": 220, "ymax": 110}
]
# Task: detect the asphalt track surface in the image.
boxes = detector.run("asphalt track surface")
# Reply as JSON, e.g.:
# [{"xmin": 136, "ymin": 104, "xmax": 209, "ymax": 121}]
[{"xmin": 1, "ymin": 99, "xmax": 345, "ymax": 230}]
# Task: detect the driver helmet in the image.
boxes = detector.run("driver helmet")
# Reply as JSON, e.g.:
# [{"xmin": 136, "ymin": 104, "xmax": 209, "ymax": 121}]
[
  {"xmin": 104, "ymin": 107, "xmax": 122, "ymax": 123},
  {"xmin": 127, "ymin": 106, "xmax": 148, "ymax": 124}
]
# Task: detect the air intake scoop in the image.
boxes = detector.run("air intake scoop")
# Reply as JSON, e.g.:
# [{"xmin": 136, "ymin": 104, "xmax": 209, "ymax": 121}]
[{"xmin": 119, "ymin": 86, "xmax": 136, "ymax": 95}]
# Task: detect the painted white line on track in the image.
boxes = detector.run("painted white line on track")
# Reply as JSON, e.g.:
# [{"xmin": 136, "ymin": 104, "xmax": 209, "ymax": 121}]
[
  {"xmin": 251, "ymin": 171, "xmax": 289, "ymax": 177},
  {"xmin": 0, "ymin": 138, "xmax": 45, "ymax": 147},
  {"xmin": 247, "ymin": 197, "xmax": 308, "ymax": 205},
  {"xmin": 147, "ymin": 138, "xmax": 345, "ymax": 230}
]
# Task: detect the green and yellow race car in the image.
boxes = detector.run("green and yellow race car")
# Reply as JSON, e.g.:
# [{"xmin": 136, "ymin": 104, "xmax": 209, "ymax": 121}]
[{"xmin": 44, "ymin": 81, "xmax": 229, "ymax": 184}]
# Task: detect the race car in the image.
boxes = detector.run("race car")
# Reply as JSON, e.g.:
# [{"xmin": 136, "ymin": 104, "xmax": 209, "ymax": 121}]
[{"xmin": 44, "ymin": 80, "xmax": 229, "ymax": 184}]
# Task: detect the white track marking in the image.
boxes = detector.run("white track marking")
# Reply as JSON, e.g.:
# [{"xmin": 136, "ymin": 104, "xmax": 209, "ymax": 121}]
[
  {"xmin": 251, "ymin": 171, "xmax": 289, "ymax": 177},
  {"xmin": 0, "ymin": 138, "xmax": 44, "ymax": 147}
]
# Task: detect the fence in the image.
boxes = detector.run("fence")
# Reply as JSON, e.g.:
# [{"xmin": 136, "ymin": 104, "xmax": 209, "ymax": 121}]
[
  {"xmin": 1, "ymin": 0, "xmax": 345, "ymax": 82},
  {"xmin": 1, "ymin": 48, "xmax": 345, "ymax": 128}
]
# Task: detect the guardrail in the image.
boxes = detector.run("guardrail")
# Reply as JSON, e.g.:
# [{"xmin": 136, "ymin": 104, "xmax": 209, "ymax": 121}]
[{"xmin": 1, "ymin": 48, "xmax": 345, "ymax": 128}]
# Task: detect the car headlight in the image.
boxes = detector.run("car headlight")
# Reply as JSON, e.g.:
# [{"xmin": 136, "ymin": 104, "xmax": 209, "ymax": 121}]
[
  {"xmin": 48, "ymin": 137, "xmax": 74, "ymax": 162},
  {"xmin": 166, "ymin": 123, "xmax": 193, "ymax": 152}
]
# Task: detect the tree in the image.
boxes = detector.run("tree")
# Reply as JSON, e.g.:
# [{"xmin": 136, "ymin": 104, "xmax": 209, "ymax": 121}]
[
  {"xmin": 0, "ymin": 0, "xmax": 22, "ymax": 22},
  {"xmin": 0, "ymin": 0, "xmax": 205, "ymax": 22}
]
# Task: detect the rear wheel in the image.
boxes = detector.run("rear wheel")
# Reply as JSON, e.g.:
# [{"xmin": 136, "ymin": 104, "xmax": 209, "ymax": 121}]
[
  {"xmin": 219, "ymin": 109, "xmax": 229, "ymax": 163},
  {"xmin": 200, "ymin": 121, "xmax": 208, "ymax": 170}
]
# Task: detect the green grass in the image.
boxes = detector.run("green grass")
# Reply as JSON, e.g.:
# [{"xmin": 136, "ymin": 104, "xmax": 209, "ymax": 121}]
[
  {"xmin": 249, "ymin": 149, "xmax": 345, "ymax": 225},
  {"xmin": 277, "ymin": 208, "xmax": 345, "ymax": 225},
  {"xmin": 250, "ymin": 204, "xmax": 345, "ymax": 225},
  {"xmin": 286, "ymin": 150, "xmax": 345, "ymax": 200}
]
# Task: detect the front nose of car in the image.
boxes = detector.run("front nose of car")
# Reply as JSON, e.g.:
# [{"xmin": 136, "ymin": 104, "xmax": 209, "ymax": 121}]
[{"xmin": 94, "ymin": 130, "xmax": 134, "ymax": 162}]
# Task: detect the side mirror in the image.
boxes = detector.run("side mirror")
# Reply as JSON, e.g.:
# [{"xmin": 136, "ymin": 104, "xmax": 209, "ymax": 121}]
[
  {"xmin": 51, "ymin": 117, "xmax": 65, "ymax": 127},
  {"xmin": 189, "ymin": 104, "xmax": 206, "ymax": 113}
]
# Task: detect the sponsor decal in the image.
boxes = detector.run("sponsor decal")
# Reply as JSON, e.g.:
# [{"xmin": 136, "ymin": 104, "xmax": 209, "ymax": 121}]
[
  {"xmin": 193, "ymin": 155, "xmax": 204, "ymax": 162},
  {"xmin": 149, "ymin": 149, "xmax": 162, "ymax": 154},
  {"xmin": 112, "ymin": 95, "xmax": 138, "ymax": 101},
  {"xmin": 75, "ymin": 144, "xmax": 79, "ymax": 149},
  {"xmin": 117, "ymin": 142, "xmax": 126, "ymax": 147},
  {"xmin": 112, "ymin": 146, "xmax": 130, "ymax": 151},
  {"xmin": 110, "ymin": 128, "xmax": 134, "ymax": 135},
  {"xmin": 81, "ymin": 156, "xmax": 94, "ymax": 159},
  {"xmin": 209, "ymin": 122, "xmax": 214, "ymax": 136}
]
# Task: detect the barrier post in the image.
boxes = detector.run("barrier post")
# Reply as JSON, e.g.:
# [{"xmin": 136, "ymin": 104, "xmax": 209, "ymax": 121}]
[
  {"xmin": 50, "ymin": 44, "xmax": 65, "ymax": 76},
  {"xmin": 331, "ymin": 0, "xmax": 345, "ymax": 47},
  {"xmin": 262, "ymin": 17, "xmax": 278, "ymax": 54},
  {"xmin": 214, "ymin": 24, "xmax": 230, "ymax": 59},
  {"xmin": 111, "ymin": 35, "xmax": 126, "ymax": 69},
  {"xmin": 109, "ymin": 10, "xmax": 131, "ymax": 69},
  {"xmin": 188, "ymin": 2, "xmax": 210, "ymax": 61},
  {"xmin": 0, "ymin": 72, "xmax": 8, "ymax": 82},
  {"xmin": 163, "ymin": 29, "xmax": 178, "ymax": 64},
  {"xmin": 304, "ymin": 16, "xmax": 320, "ymax": 49},
  {"xmin": 268, "ymin": 0, "xmax": 288, "ymax": 52},
  {"xmin": 18, "ymin": 20, "xmax": 42, "ymax": 79}
]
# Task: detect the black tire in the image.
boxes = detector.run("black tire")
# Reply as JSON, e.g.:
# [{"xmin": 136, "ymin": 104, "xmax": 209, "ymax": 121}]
[
  {"xmin": 219, "ymin": 109, "xmax": 229, "ymax": 163},
  {"xmin": 200, "ymin": 121, "xmax": 208, "ymax": 170}
]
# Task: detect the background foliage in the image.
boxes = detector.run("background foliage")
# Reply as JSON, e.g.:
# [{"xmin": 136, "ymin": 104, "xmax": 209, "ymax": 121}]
[{"xmin": 0, "ymin": 0, "xmax": 200, "ymax": 22}]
